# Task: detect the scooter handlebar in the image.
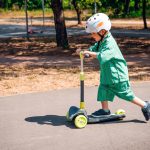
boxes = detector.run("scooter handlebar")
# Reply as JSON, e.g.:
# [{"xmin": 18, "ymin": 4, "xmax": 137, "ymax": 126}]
[
  {"xmin": 80, "ymin": 51, "xmax": 90, "ymax": 59},
  {"xmin": 84, "ymin": 53, "xmax": 90, "ymax": 58}
]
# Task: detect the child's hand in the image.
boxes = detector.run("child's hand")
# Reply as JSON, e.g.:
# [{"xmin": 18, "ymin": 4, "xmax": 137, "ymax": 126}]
[
  {"xmin": 83, "ymin": 50, "xmax": 90, "ymax": 55},
  {"xmin": 83, "ymin": 51, "xmax": 97, "ymax": 59},
  {"xmin": 76, "ymin": 48, "xmax": 88, "ymax": 55},
  {"xmin": 83, "ymin": 51, "xmax": 92, "ymax": 58},
  {"xmin": 82, "ymin": 51, "xmax": 93, "ymax": 61}
]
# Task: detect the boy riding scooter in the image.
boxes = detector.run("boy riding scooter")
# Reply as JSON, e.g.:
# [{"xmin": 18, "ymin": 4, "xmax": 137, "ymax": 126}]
[{"xmin": 78, "ymin": 13, "xmax": 150, "ymax": 121}]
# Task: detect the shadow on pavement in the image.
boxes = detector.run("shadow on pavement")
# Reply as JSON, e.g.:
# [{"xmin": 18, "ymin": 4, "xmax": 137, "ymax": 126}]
[
  {"xmin": 25, "ymin": 115, "xmax": 76, "ymax": 129},
  {"xmin": 25, "ymin": 115, "xmax": 146, "ymax": 129},
  {"xmin": 100, "ymin": 119, "xmax": 147, "ymax": 124}
]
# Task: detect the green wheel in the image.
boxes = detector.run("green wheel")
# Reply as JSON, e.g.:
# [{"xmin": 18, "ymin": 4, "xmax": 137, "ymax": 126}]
[
  {"xmin": 74, "ymin": 115, "xmax": 87, "ymax": 129},
  {"xmin": 115, "ymin": 109, "xmax": 125, "ymax": 115}
]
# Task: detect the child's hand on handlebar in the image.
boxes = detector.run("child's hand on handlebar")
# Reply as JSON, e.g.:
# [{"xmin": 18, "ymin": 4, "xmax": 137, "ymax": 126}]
[
  {"xmin": 76, "ymin": 48, "xmax": 88, "ymax": 55},
  {"xmin": 76, "ymin": 49, "xmax": 97, "ymax": 60},
  {"xmin": 82, "ymin": 51, "xmax": 95, "ymax": 62},
  {"xmin": 83, "ymin": 51, "xmax": 97, "ymax": 59}
]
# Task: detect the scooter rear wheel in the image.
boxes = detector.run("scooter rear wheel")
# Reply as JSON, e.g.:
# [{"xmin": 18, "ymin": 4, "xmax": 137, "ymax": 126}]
[{"xmin": 74, "ymin": 115, "xmax": 87, "ymax": 128}]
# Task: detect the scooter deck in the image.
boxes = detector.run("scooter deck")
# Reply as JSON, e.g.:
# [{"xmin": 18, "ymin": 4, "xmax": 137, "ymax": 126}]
[
  {"xmin": 88, "ymin": 114, "xmax": 125, "ymax": 123},
  {"xmin": 67, "ymin": 106, "xmax": 125, "ymax": 124}
]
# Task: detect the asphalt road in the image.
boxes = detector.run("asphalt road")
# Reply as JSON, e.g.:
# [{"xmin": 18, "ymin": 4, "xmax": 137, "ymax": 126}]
[{"xmin": 0, "ymin": 82, "xmax": 150, "ymax": 150}]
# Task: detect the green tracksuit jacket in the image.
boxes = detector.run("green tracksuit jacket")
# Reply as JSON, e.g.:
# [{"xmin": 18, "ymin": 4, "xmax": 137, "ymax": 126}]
[{"xmin": 89, "ymin": 32, "xmax": 129, "ymax": 85}]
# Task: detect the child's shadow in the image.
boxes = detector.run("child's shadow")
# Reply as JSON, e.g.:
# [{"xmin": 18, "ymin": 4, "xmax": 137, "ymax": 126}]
[{"xmin": 25, "ymin": 115, "xmax": 75, "ymax": 129}]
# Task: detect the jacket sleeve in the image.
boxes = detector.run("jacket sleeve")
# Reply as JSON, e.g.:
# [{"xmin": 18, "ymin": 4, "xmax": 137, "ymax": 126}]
[
  {"xmin": 89, "ymin": 42, "xmax": 99, "ymax": 52},
  {"xmin": 96, "ymin": 45, "xmax": 114, "ymax": 65}
]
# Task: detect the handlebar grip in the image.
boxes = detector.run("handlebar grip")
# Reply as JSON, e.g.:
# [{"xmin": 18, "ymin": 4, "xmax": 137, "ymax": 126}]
[{"xmin": 84, "ymin": 53, "xmax": 90, "ymax": 58}]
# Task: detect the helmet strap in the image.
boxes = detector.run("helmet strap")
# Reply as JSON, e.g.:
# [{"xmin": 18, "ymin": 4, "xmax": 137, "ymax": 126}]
[
  {"xmin": 96, "ymin": 30, "xmax": 107, "ymax": 51},
  {"xmin": 97, "ymin": 30, "xmax": 107, "ymax": 42}
]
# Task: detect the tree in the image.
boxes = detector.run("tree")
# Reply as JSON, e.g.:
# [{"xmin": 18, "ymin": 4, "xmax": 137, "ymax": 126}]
[
  {"xmin": 134, "ymin": 0, "xmax": 139, "ymax": 11},
  {"xmin": 0, "ymin": 0, "xmax": 4, "ymax": 8},
  {"xmin": 50, "ymin": 0, "xmax": 69, "ymax": 48},
  {"xmin": 71, "ymin": 0, "xmax": 82, "ymax": 24},
  {"xmin": 124, "ymin": 0, "xmax": 130, "ymax": 15},
  {"xmin": 71, "ymin": 0, "xmax": 101, "ymax": 24},
  {"xmin": 142, "ymin": 0, "xmax": 148, "ymax": 29},
  {"xmin": 1, "ymin": 0, "xmax": 11, "ymax": 9}
]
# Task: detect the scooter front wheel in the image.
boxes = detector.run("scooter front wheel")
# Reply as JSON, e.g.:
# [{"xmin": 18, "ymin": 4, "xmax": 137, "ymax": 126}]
[
  {"xmin": 74, "ymin": 115, "xmax": 87, "ymax": 128},
  {"xmin": 115, "ymin": 109, "xmax": 125, "ymax": 115}
]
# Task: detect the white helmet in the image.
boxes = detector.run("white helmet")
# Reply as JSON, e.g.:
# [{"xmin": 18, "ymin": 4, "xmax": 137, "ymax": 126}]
[{"xmin": 85, "ymin": 13, "xmax": 111, "ymax": 33}]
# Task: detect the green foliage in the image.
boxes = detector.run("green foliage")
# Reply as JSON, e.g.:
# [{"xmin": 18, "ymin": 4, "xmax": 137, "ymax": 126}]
[
  {"xmin": 0, "ymin": 0, "xmax": 149, "ymax": 18},
  {"xmin": 11, "ymin": 0, "xmax": 24, "ymax": 9},
  {"xmin": 71, "ymin": 0, "xmax": 101, "ymax": 9},
  {"xmin": 63, "ymin": 0, "xmax": 71, "ymax": 9},
  {"xmin": 27, "ymin": 1, "xmax": 42, "ymax": 10}
]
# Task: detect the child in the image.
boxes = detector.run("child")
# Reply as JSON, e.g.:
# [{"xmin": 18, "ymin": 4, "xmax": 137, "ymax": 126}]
[{"xmin": 79, "ymin": 13, "xmax": 150, "ymax": 121}]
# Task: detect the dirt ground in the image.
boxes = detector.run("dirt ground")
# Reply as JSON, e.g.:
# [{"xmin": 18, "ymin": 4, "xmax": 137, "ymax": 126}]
[{"xmin": 0, "ymin": 34, "xmax": 150, "ymax": 97}]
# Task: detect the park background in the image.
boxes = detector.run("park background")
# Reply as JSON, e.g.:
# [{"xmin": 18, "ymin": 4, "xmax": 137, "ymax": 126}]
[{"xmin": 0, "ymin": 0, "xmax": 150, "ymax": 96}]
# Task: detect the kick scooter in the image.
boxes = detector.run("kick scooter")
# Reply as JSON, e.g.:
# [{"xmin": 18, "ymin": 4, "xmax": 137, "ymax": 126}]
[{"xmin": 66, "ymin": 51, "xmax": 126, "ymax": 128}]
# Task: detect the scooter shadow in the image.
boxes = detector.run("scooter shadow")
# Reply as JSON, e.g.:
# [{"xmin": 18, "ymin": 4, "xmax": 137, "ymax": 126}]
[
  {"xmin": 25, "ymin": 115, "xmax": 146, "ymax": 129},
  {"xmin": 25, "ymin": 115, "xmax": 76, "ymax": 129}
]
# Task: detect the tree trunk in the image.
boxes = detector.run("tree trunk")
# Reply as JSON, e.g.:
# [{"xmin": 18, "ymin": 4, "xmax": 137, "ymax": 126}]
[
  {"xmin": 134, "ymin": 0, "xmax": 139, "ymax": 11},
  {"xmin": 142, "ymin": 0, "xmax": 148, "ymax": 29},
  {"xmin": 124, "ymin": 0, "xmax": 130, "ymax": 15},
  {"xmin": 0, "ymin": 1, "xmax": 4, "ymax": 8},
  {"xmin": 51, "ymin": 0, "xmax": 69, "ymax": 48},
  {"xmin": 72, "ymin": 0, "xmax": 82, "ymax": 24}
]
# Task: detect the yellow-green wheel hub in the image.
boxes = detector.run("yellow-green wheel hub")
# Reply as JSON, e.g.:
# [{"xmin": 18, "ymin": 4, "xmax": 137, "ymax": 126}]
[
  {"xmin": 115, "ymin": 109, "xmax": 125, "ymax": 115},
  {"xmin": 74, "ymin": 115, "xmax": 87, "ymax": 128}
]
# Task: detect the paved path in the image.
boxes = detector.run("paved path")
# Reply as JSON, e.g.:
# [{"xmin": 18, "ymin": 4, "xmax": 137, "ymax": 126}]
[
  {"xmin": 0, "ymin": 25, "xmax": 150, "ymax": 38},
  {"xmin": 0, "ymin": 82, "xmax": 150, "ymax": 150},
  {"xmin": 0, "ymin": 19, "xmax": 150, "ymax": 38}
]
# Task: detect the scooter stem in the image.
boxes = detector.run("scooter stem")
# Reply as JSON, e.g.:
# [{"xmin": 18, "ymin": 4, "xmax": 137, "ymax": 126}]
[{"xmin": 79, "ymin": 51, "xmax": 85, "ymax": 109}]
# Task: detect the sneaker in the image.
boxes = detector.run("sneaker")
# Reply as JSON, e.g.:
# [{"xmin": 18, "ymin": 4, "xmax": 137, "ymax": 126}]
[
  {"xmin": 141, "ymin": 101, "xmax": 150, "ymax": 121},
  {"xmin": 91, "ymin": 109, "xmax": 111, "ymax": 117}
]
